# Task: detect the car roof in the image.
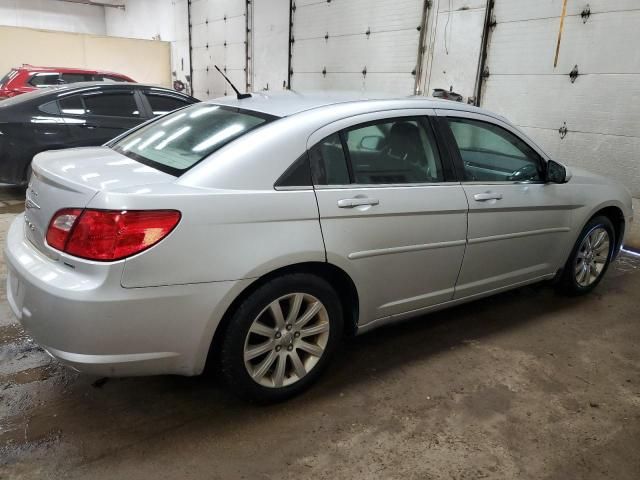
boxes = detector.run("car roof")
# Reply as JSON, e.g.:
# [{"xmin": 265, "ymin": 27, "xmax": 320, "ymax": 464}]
[
  {"xmin": 17, "ymin": 65, "xmax": 129, "ymax": 77},
  {"xmin": 0, "ymin": 82, "xmax": 194, "ymax": 108},
  {"xmin": 210, "ymin": 90, "xmax": 502, "ymax": 119}
]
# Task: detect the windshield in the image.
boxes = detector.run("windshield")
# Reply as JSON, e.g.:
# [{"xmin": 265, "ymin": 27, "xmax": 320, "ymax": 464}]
[{"xmin": 112, "ymin": 103, "xmax": 276, "ymax": 176}]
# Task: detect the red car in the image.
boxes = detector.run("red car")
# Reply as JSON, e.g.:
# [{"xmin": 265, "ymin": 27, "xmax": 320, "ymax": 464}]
[{"xmin": 0, "ymin": 65, "xmax": 134, "ymax": 100}]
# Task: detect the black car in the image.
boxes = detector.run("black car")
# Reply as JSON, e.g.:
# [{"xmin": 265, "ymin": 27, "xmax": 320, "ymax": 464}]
[{"xmin": 0, "ymin": 82, "xmax": 198, "ymax": 184}]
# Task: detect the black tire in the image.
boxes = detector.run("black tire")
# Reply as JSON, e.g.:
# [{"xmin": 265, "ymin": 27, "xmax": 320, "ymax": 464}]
[
  {"xmin": 558, "ymin": 215, "xmax": 615, "ymax": 295},
  {"xmin": 219, "ymin": 273, "xmax": 343, "ymax": 403}
]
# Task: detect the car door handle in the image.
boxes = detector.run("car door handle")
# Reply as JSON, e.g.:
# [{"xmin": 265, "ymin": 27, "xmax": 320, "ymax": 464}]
[
  {"xmin": 80, "ymin": 123, "xmax": 98, "ymax": 129},
  {"xmin": 473, "ymin": 192, "xmax": 503, "ymax": 202},
  {"xmin": 337, "ymin": 198, "xmax": 380, "ymax": 208}
]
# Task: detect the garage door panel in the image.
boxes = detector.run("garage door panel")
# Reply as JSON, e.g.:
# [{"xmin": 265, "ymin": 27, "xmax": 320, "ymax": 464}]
[
  {"xmin": 294, "ymin": 0, "xmax": 422, "ymax": 39},
  {"xmin": 519, "ymin": 126, "xmax": 640, "ymax": 197},
  {"xmin": 293, "ymin": 29, "xmax": 418, "ymax": 74},
  {"xmin": 438, "ymin": 0, "xmax": 486, "ymax": 12},
  {"xmin": 190, "ymin": 0, "xmax": 246, "ymax": 99},
  {"xmin": 488, "ymin": 12, "xmax": 640, "ymax": 75},
  {"xmin": 207, "ymin": 0, "xmax": 245, "ymax": 19},
  {"xmin": 190, "ymin": 0, "xmax": 209, "ymax": 23},
  {"xmin": 428, "ymin": 7, "xmax": 486, "ymax": 97},
  {"xmin": 292, "ymin": 72, "xmax": 415, "ymax": 94},
  {"xmin": 483, "ymin": 74, "xmax": 640, "ymax": 138},
  {"xmin": 494, "ymin": 0, "xmax": 638, "ymax": 23},
  {"xmin": 291, "ymin": 0, "xmax": 422, "ymax": 94}
]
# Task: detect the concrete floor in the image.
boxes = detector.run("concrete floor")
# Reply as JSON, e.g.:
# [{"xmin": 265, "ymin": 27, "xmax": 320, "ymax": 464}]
[{"xmin": 1, "ymin": 188, "xmax": 639, "ymax": 480}]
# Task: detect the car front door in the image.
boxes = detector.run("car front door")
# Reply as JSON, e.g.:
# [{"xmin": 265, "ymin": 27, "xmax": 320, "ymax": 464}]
[
  {"xmin": 311, "ymin": 110, "xmax": 468, "ymax": 326},
  {"xmin": 435, "ymin": 110, "xmax": 574, "ymax": 299},
  {"xmin": 60, "ymin": 88, "xmax": 146, "ymax": 146}
]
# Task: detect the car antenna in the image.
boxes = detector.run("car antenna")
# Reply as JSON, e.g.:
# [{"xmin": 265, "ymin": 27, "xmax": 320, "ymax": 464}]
[{"xmin": 214, "ymin": 65, "xmax": 251, "ymax": 99}]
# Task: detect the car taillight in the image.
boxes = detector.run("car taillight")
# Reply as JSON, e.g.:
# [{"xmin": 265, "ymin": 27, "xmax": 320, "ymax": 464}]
[{"xmin": 46, "ymin": 209, "xmax": 181, "ymax": 261}]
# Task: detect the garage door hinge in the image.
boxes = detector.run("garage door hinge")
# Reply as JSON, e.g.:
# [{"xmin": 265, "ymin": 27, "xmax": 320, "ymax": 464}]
[
  {"xmin": 425, "ymin": 0, "xmax": 432, "ymax": 8},
  {"xmin": 559, "ymin": 122, "xmax": 568, "ymax": 139},
  {"xmin": 291, "ymin": 2, "xmax": 296, "ymax": 12},
  {"xmin": 489, "ymin": 14, "xmax": 497, "ymax": 30},
  {"xmin": 581, "ymin": 5, "xmax": 591, "ymax": 23},
  {"xmin": 325, "ymin": 32, "xmax": 329, "ymax": 40},
  {"xmin": 362, "ymin": 67, "xmax": 367, "ymax": 77},
  {"xmin": 569, "ymin": 65, "xmax": 579, "ymax": 83},
  {"xmin": 290, "ymin": 36, "xmax": 295, "ymax": 44},
  {"xmin": 481, "ymin": 66, "xmax": 490, "ymax": 79},
  {"xmin": 322, "ymin": 67, "xmax": 327, "ymax": 76},
  {"xmin": 366, "ymin": 28, "xmax": 371, "ymax": 37}
]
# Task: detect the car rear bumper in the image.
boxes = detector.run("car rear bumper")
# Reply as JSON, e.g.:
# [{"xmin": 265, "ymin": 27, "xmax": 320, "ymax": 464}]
[{"xmin": 5, "ymin": 213, "xmax": 250, "ymax": 377}]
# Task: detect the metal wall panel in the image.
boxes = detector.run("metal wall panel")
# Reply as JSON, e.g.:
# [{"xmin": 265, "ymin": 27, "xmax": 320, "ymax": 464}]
[
  {"xmin": 290, "ymin": 0, "xmax": 425, "ymax": 94},
  {"xmin": 482, "ymin": 0, "xmax": 640, "ymax": 196},
  {"xmin": 189, "ymin": 0, "xmax": 247, "ymax": 100}
]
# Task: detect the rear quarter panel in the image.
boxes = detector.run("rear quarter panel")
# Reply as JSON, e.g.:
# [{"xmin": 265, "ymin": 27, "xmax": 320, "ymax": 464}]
[{"xmin": 89, "ymin": 185, "xmax": 325, "ymax": 287}]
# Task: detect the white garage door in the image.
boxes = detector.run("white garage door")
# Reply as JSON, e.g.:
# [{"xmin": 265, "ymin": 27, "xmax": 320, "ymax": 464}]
[
  {"xmin": 481, "ymin": 0, "xmax": 640, "ymax": 196},
  {"xmin": 290, "ymin": 0, "xmax": 426, "ymax": 94},
  {"xmin": 190, "ymin": 0, "xmax": 248, "ymax": 100}
]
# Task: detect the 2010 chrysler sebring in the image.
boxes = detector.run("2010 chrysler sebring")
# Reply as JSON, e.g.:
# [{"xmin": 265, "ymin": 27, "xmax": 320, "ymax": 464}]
[{"xmin": 5, "ymin": 93, "xmax": 633, "ymax": 402}]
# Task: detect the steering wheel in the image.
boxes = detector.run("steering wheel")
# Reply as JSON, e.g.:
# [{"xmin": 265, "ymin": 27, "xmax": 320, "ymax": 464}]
[{"xmin": 507, "ymin": 163, "xmax": 539, "ymax": 182}]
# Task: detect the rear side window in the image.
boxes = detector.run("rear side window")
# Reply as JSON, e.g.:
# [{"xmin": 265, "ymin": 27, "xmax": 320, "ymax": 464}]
[
  {"xmin": 29, "ymin": 73, "xmax": 59, "ymax": 87},
  {"xmin": 344, "ymin": 118, "xmax": 444, "ymax": 184},
  {"xmin": 146, "ymin": 94, "xmax": 190, "ymax": 116},
  {"xmin": 59, "ymin": 95, "xmax": 86, "ymax": 115},
  {"xmin": 61, "ymin": 73, "xmax": 92, "ymax": 83},
  {"xmin": 309, "ymin": 133, "xmax": 350, "ymax": 185},
  {"xmin": 83, "ymin": 92, "xmax": 140, "ymax": 117},
  {"xmin": 112, "ymin": 103, "xmax": 276, "ymax": 176}
]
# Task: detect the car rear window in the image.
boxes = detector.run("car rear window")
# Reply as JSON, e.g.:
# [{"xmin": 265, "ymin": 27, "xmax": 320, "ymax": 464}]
[{"xmin": 111, "ymin": 103, "xmax": 276, "ymax": 176}]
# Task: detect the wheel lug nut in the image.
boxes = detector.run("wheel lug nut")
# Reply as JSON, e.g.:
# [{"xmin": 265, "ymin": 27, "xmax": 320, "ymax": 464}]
[
  {"xmin": 294, "ymin": 331, "xmax": 300, "ymax": 338},
  {"xmin": 275, "ymin": 345, "xmax": 281, "ymax": 352},
  {"xmin": 286, "ymin": 324, "xmax": 292, "ymax": 331},
  {"xmin": 275, "ymin": 332, "xmax": 281, "ymax": 339},
  {"xmin": 287, "ymin": 345, "xmax": 293, "ymax": 351}
]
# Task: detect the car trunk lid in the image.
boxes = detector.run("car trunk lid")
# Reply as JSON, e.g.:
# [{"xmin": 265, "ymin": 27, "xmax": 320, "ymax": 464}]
[{"xmin": 25, "ymin": 146, "xmax": 176, "ymax": 257}]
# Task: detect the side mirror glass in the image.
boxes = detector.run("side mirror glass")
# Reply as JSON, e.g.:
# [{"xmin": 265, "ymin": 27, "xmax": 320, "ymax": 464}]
[{"xmin": 546, "ymin": 160, "xmax": 567, "ymax": 183}]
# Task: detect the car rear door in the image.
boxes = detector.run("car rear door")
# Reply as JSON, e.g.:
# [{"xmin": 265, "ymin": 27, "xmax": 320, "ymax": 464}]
[
  {"xmin": 434, "ymin": 109, "xmax": 574, "ymax": 299},
  {"xmin": 61, "ymin": 88, "xmax": 146, "ymax": 146},
  {"xmin": 311, "ymin": 110, "xmax": 468, "ymax": 326}
]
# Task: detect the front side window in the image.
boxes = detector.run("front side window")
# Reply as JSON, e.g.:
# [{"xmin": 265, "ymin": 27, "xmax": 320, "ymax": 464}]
[
  {"xmin": 112, "ymin": 103, "xmax": 275, "ymax": 175},
  {"xmin": 29, "ymin": 73, "xmax": 60, "ymax": 87},
  {"xmin": 345, "ymin": 118, "xmax": 444, "ymax": 184},
  {"xmin": 83, "ymin": 92, "xmax": 140, "ymax": 117},
  {"xmin": 447, "ymin": 118, "xmax": 542, "ymax": 182}
]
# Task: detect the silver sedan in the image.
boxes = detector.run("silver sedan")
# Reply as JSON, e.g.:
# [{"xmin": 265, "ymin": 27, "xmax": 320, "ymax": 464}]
[{"xmin": 5, "ymin": 93, "xmax": 633, "ymax": 402}]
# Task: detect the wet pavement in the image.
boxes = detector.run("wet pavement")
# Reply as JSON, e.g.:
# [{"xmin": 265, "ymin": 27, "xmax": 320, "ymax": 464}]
[{"xmin": 1, "ymin": 187, "xmax": 639, "ymax": 479}]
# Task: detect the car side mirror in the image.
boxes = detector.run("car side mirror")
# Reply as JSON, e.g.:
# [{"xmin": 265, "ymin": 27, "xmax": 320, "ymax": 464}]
[{"xmin": 546, "ymin": 160, "xmax": 568, "ymax": 183}]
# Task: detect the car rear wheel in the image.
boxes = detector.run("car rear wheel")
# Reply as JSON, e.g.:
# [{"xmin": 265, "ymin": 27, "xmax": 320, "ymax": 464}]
[
  {"xmin": 558, "ymin": 216, "xmax": 615, "ymax": 295},
  {"xmin": 219, "ymin": 273, "xmax": 343, "ymax": 403}
]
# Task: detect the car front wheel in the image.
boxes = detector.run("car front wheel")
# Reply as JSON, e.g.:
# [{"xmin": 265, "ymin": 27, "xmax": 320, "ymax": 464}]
[
  {"xmin": 559, "ymin": 215, "xmax": 615, "ymax": 295},
  {"xmin": 219, "ymin": 273, "xmax": 343, "ymax": 403}
]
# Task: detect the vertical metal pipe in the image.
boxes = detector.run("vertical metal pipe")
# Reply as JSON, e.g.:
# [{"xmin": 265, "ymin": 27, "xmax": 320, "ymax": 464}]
[
  {"xmin": 287, "ymin": 0, "xmax": 293, "ymax": 89},
  {"xmin": 474, "ymin": 0, "xmax": 494, "ymax": 106},
  {"xmin": 413, "ymin": 0, "xmax": 431, "ymax": 95},
  {"xmin": 187, "ymin": 0, "xmax": 194, "ymax": 96}
]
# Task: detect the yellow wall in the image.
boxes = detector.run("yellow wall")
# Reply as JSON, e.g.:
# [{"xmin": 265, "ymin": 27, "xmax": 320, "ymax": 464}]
[{"xmin": 0, "ymin": 25, "xmax": 171, "ymax": 87}]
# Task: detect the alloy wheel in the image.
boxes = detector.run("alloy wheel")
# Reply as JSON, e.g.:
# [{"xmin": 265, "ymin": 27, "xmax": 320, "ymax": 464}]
[
  {"xmin": 574, "ymin": 226, "xmax": 610, "ymax": 287},
  {"xmin": 243, "ymin": 293, "xmax": 330, "ymax": 388}
]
